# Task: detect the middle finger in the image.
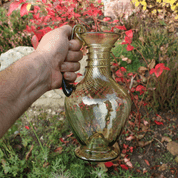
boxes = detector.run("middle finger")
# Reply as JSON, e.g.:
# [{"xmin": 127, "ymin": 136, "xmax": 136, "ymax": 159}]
[{"xmin": 65, "ymin": 50, "xmax": 83, "ymax": 62}]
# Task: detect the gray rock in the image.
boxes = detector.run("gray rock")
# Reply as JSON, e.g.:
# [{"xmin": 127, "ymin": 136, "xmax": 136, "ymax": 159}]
[{"xmin": 0, "ymin": 46, "xmax": 35, "ymax": 71}]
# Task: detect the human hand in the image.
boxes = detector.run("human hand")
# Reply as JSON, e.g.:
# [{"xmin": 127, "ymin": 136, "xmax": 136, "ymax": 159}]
[{"xmin": 36, "ymin": 25, "xmax": 83, "ymax": 90}]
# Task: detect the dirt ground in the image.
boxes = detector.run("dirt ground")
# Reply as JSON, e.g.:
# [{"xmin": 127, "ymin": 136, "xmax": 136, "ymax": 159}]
[{"xmin": 117, "ymin": 110, "xmax": 178, "ymax": 178}]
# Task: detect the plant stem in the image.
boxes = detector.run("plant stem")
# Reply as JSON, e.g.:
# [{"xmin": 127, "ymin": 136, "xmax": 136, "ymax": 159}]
[
  {"xmin": 25, "ymin": 112, "xmax": 44, "ymax": 153},
  {"xmin": 135, "ymin": 48, "xmax": 148, "ymax": 66}
]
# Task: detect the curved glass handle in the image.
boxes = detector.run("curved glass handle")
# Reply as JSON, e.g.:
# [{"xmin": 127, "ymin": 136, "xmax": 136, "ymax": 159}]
[
  {"xmin": 71, "ymin": 24, "xmax": 87, "ymax": 43},
  {"xmin": 62, "ymin": 24, "xmax": 86, "ymax": 97}
]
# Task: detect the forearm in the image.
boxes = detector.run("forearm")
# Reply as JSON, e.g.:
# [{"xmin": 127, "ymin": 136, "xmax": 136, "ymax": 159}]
[{"xmin": 0, "ymin": 51, "xmax": 50, "ymax": 138}]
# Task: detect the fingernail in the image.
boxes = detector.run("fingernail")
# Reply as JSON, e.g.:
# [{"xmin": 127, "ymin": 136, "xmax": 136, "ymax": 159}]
[{"xmin": 65, "ymin": 73, "xmax": 70, "ymax": 79}]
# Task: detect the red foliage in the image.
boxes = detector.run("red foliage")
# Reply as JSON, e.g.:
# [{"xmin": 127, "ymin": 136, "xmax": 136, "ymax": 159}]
[
  {"xmin": 25, "ymin": 126, "xmax": 30, "ymax": 130},
  {"xmin": 136, "ymin": 85, "xmax": 147, "ymax": 95},
  {"xmin": 104, "ymin": 162, "xmax": 113, "ymax": 168},
  {"xmin": 144, "ymin": 159, "xmax": 150, "ymax": 166},
  {"xmin": 120, "ymin": 164, "xmax": 129, "ymax": 170},
  {"xmin": 20, "ymin": 3, "xmax": 30, "ymax": 16},
  {"xmin": 154, "ymin": 120, "xmax": 164, "ymax": 125},
  {"xmin": 150, "ymin": 63, "xmax": 170, "ymax": 78}
]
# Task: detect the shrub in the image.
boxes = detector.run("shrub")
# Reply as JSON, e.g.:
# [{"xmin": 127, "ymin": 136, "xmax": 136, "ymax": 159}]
[
  {"xmin": 111, "ymin": 42, "xmax": 143, "ymax": 72},
  {"xmin": 147, "ymin": 58, "xmax": 178, "ymax": 113},
  {"xmin": 111, "ymin": 3, "xmax": 178, "ymax": 113},
  {"xmin": 133, "ymin": 26, "xmax": 178, "ymax": 64},
  {"xmin": 131, "ymin": 0, "xmax": 178, "ymax": 15},
  {"xmin": 0, "ymin": 7, "xmax": 33, "ymax": 55}
]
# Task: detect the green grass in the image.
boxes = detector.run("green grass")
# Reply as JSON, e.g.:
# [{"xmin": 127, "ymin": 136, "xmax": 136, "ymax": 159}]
[
  {"xmin": 1, "ymin": 112, "xmax": 144, "ymax": 178},
  {"xmin": 0, "ymin": 7, "xmax": 33, "ymax": 55}
]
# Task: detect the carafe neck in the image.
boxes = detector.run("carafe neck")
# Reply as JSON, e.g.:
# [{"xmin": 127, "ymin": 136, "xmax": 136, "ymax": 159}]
[{"xmin": 85, "ymin": 45, "xmax": 112, "ymax": 79}]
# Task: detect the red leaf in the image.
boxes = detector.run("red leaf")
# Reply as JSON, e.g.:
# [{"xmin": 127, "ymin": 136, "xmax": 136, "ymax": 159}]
[
  {"xmin": 42, "ymin": 0, "xmax": 46, "ymax": 3},
  {"xmin": 115, "ymin": 70, "xmax": 123, "ymax": 77},
  {"xmin": 149, "ymin": 68, "xmax": 155, "ymax": 75},
  {"xmin": 105, "ymin": 162, "xmax": 113, "ymax": 168},
  {"xmin": 33, "ymin": 5, "xmax": 40, "ymax": 13},
  {"xmin": 129, "ymin": 146, "xmax": 134, "ymax": 153},
  {"xmin": 144, "ymin": 159, "xmax": 150, "ymax": 166},
  {"xmin": 154, "ymin": 67, "xmax": 163, "ymax": 78},
  {"xmin": 74, "ymin": 13, "xmax": 81, "ymax": 18},
  {"xmin": 112, "ymin": 19, "xmax": 119, "ymax": 23},
  {"xmin": 59, "ymin": 138, "xmax": 65, "ymax": 143},
  {"xmin": 73, "ymin": 82, "xmax": 78, "ymax": 85},
  {"xmin": 112, "ymin": 63, "xmax": 118, "ymax": 66},
  {"xmin": 33, "ymin": 13, "xmax": 40, "ymax": 20},
  {"xmin": 156, "ymin": 114, "xmax": 162, "ymax": 118},
  {"xmin": 54, "ymin": 146, "xmax": 63, "ymax": 153},
  {"xmin": 123, "ymin": 144, "xmax": 129, "ymax": 149},
  {"xmin": 143, "ymin": 102, "xmax": 148, "ymax": 106},
  {"xmin": 77, "ymin": 73, "xmax": 82, "ymax": 77},
  {"xmin": 25, "ymin": 25, "xmax": 32, "ymax": 32},
  {"xmin": 155, "ymin": 63, "xmax": 165, "ymax": 69},
  {"xmin": 115, "ymin": 77, "xmax": 123, "ymax": 82},
  {"xmin": 163, "ymin": 67, "xmax": 170, "ymax": 70},
  {"xmin": 128, "ymin": 72, "xmax": 133, "ymax": 76},
  {"xmin": 126, "ymin": 44, "xmax": 134, "ymax": 51},
  {"xmin": 120, "ymin": 164, "xmax": 129, "ymax": 170},
  {"xmin": 31, "ymin": 35, "xmax": 39, "ymax": 49},
  {"xmin": 20, "ymin": 3, "xmax": 29, "ymax": 17},
  {"xmin": 66, "ymin": 133, "xmax": 73, "ymax": 138},
  {"xmin": 120, "ymin": 67, "xmax": 127, "ymax": 72},
  {"xmin": 125, "ymin": 30, "xmax": 133, "ymax": 39},
  {"xmin": 130, "ymin": 87, "xmax": 135, "ymax": 92},
  {"xmin": 25, "ymin": 126, "xmax": 30, "ymax": 130},
  {"xmin": 103, "ymin": 17, "xmax": 111, "ymax": 21},
  {"xmin": 115, "ymin": 25, "xmax": 127, "ymax": 30},
  {"xmin": 122, "ymin": 149, "xmax": 127, "ymax": 154},
  {"xmin": 136, "ymin": 85, "xmax": 146, "ymax": 95},
  {"xmin": 33, "ymin": 30, "xmax": 44, "ymax": 41},
  {"xmin": 7, "ymin": 2, "xmax": 21, "ymax": 16},
  {"xmin": 42, "ymin": 27, "xmax": 52, "ymax": 35},
  {"xmin": 125, "ymin": 36, "xmax": 132, "ymax": 44},
  {"xmin": 154, "ymin": 120, "xmax": 164, "ymax": 125},
  {"xmin": 150, "ymin": 63, "xmax": 170, "ymax": 78}
]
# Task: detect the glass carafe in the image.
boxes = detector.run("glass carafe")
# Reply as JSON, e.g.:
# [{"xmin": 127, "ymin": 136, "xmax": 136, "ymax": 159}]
[{"xmin": 64, "ymin": 27, "xmax": 131, "ymax": 162}]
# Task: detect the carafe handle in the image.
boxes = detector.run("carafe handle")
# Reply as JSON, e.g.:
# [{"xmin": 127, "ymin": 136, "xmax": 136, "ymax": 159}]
[{"xmin": 62, "ymin": 24, "xmax": 86, "ymax": 97}]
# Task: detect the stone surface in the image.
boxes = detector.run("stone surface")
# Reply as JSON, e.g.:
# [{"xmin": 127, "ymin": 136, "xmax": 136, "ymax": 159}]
[
  {"xmin": 167, "ymin": 141, "xmax": 178, "ymax": 156},
  {"xmin": 104, "ymin": 0, "xmax": 133, "ymax": 19},
  {"xmin": 0, "ymin": 46, "xmax": 35, "ymax": 71},
  {"xmin": 0, "ymin": 46, "xmax": 87, "ymax": 109}
]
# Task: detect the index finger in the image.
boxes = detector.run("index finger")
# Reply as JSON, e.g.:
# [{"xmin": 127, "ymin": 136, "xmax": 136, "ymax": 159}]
[
  {"xmin": 69, "ymin": 39, "xmax": 83, "ymax": 51},
  {"xmin": 59, "ymin": 25, "xmax": 72, "ymax": 38}
]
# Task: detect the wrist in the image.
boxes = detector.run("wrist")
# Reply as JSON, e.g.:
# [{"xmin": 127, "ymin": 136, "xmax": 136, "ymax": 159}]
[{"xmin": 24, "ymin": 50, "xmax": 51, "ymax": 94}]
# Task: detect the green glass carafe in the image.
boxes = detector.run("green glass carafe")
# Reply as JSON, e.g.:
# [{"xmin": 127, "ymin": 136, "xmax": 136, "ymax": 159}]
[{"xmin": 64, "ymin": 25, "xmax": 131, "ymax": 162}]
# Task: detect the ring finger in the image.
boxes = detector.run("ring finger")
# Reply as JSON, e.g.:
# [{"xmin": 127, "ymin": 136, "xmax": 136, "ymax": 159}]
[{"xmin": 60, "ymin": 62, "xmax": 80, "ymax": 72}]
